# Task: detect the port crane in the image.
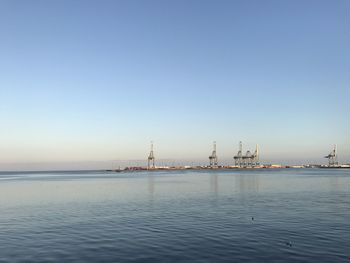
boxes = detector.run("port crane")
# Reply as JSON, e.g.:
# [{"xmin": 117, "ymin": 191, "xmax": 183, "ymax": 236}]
[
  {"xmin": 209, "ymin": 141, "xmax": 218, "ymax": 167},
  {"xmin": 234, "ymin": 142, "xmax": 260, "ymax": 168},
  {"xmin": 252, "ymin": 144, "xmax": 260, "ymax": 166},
  {"xmin": 234, "ymin": 141, "xmax": 243, "ymax": 167},
  {"xmin": 325, "ymin": 145, "xmax": 338, "ymax": 167},
  {"xmin": 148, "ymin": 141, "xmax": 155, "ymax": 169}
]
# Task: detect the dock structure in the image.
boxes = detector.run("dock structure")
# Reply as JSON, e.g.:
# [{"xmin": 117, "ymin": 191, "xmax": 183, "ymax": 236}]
[
  {"xmin": 325, "ymin": 145, "xmax": 338, "ymax": 167},
  {"xmin": 234, "ymin": 142, "xmax": 260, "ymax": 168},
  {"xmin": 148, "ymin": 141, "xmax": 155, "ymax": 169},
  {"xmin": 209, "ymin": 141, "xmax": 218, "ymax": 167}
]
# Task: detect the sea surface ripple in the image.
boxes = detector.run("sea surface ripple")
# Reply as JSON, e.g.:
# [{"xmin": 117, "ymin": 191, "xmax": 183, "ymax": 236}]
[{"xmin": 0, "ymin": 169, "xmax": 350, "ymax": 262}]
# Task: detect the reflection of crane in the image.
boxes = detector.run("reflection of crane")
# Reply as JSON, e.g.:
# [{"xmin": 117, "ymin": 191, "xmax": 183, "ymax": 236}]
[
  {"xmin": 148, "ymin": 141, "xmax": 155, "ymax": 169},
  {"xmin": 209, "ymin": 141, "xmax": 218, "ymax": 167},
  {"xmin": 325, "ymin": 145, "xmax": 338, "ymax": 167}
]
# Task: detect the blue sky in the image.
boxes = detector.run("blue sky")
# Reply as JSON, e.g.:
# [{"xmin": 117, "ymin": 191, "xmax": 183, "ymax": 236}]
[{"xmin": 0, "ymin": 0, "xmax": 349, "ymax": 169}]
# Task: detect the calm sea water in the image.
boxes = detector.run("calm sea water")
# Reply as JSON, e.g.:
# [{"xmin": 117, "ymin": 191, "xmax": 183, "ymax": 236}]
[{"xmin": 0, "ymin": 169, "xmax": 350, "ymax": 262}]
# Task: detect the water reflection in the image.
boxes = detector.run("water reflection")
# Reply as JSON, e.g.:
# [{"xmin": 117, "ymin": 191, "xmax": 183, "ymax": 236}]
[
  {"xmin": 210, "ymin": 174, "xmax": 219, "ymax": 196},
  {"xmin": 329, "ymin": 177, "xmax": 339, "ymax": 193},
  {"xmin": 208, "ymin": 172, "xmax": 261, "ymax": 197},
  {"xmin": 1, "ymin": 169, "xmax": 350, "ymax": 263},
  {"xmin": 235, "ymin": 173, "xmax": 260, "ymax": 194},
  {"xmin": 147, "ymin": 174, "xmax": 155, "ymax": 201}
]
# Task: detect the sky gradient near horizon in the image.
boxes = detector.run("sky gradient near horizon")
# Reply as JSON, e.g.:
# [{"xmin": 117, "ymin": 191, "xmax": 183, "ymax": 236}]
[{"xmin": 1, "ymin": 0, "xmax": 350, "ymax": 170}]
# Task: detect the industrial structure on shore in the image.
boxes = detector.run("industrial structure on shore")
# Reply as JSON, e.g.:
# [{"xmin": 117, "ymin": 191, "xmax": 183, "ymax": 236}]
[
  {"xmin": 208, "ymin": 141, "xmax": 218, "ymax": 167},
  {"xmin": 147, "ymin": 141, "xmax": 155, "ymax": 169},
  {"xmin": 146, "ymin": 141, "xmax": 262, "ymax": 170},
  {"xmin": 115, "ymin": 141, "xmax": 350, "ymax": 173},
  {"xmin": 324, "ymin": 144, "xmax": 338, "ymax": 167},
  {"xmin": 318, "ymin": 144, "xmax": 350, "ymax": 168},
  {"xmin": 233, "ymin": 141, "xmax": 260, "ymax": 168}
]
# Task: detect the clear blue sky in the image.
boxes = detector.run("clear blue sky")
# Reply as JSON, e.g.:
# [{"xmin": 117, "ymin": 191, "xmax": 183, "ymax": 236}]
[{"xmin": 1, "ymin": 0, "xmax": 349, "ymax": 169}]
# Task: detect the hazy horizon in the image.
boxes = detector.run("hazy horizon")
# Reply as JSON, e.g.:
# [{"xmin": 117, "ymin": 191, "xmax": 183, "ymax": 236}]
[{"xmin": 1, "ymin": 0, "xmax": 349, "ymax": 170}]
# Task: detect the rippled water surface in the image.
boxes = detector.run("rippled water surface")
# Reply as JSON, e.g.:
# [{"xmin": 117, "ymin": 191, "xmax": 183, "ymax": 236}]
[{"xmin": 1, "ymin": 169, "xmax": 350, "ymax": 262}]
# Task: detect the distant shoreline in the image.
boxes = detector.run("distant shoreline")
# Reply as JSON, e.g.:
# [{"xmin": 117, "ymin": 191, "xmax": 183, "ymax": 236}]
[{"xmin": 1, "ymin": 165, "xmax": 350, "ymax": 174}]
